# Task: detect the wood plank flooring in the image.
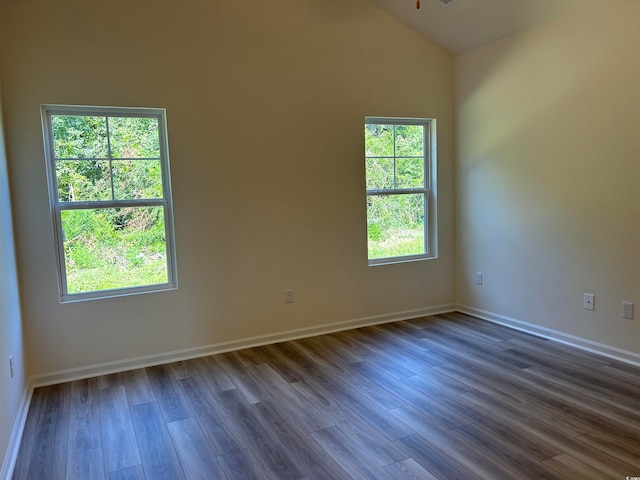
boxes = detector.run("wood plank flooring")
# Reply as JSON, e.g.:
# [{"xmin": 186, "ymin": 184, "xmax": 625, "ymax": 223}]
[{"xmin": 12, "ymin": 313, "xmax": 640, "ymax": 479}]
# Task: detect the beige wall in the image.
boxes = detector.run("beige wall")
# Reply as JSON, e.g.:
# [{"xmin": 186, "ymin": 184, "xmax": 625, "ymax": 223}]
[
  {"xmin": 0, "ymin": 83, "xmax": 27, "ymax": 477},
  {"xmin": 455, "ymin": 1, "xmax": 640, "ymax": 355},
  {"xmin": 0, "ymin": 0, "xmax": 455, "ymax": 376}
]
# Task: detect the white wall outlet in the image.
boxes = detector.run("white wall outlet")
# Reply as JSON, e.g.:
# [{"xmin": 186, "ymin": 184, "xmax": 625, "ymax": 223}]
[
  {"xmin": 284, "ymin": 289, "xmax": 294, "ymax": 304},
  {"xmin": 475, "ymin": 272, "xmax": 483, "ymax": 285},
  {"xmin": 583, "ymin": 293, "xmax": 594, "ymax": 311},
  {"xmin": 9, "ymin": 355, "xmax": 14, "ymax": 378},
  {"xmin": 622, "ymin": 301, "xmax": 633, "ymax": 319}
]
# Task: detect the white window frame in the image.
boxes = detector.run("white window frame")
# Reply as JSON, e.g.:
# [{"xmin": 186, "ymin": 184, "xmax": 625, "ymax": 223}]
[
  {"xmin": 41, "ymin": 104, "xmax": 178, "ymax": 302},
  {"xmin": 365, "ymin": 116, "xmax": 437, "ymax": 266}
]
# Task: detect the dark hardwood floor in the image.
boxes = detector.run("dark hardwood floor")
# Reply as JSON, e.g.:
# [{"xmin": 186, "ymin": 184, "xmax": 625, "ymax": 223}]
[{"xmin": 12, "ymin": 312, "xmax": 640, "ymax": 479}]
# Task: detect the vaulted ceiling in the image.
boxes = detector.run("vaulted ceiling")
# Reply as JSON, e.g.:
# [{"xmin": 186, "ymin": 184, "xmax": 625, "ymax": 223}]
[
  {"xmin": 368, "ymin": 0, "xmax": 584, "ymax": 54},
  {"xmin": 0, "ymin": 0, "xmax": 588, "ymax": 55}
]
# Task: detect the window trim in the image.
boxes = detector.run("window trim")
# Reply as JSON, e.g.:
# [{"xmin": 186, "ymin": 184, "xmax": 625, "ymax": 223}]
[
  {"xmin": 365, "ymin": 116, "xmax": 437, "ymax": 266},
  {"xmin": 41, "ymin": 104, "xmax": 178, "ymax": 302}
]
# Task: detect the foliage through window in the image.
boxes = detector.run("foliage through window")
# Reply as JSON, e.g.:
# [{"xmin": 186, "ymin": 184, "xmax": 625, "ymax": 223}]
[
  {"xmin": 42, "ymin": 105, "xmax": 177, "ymax": 301},
  {"xmin": 365, "ymin": 117, "xmax": 435, "ymax": 264}
]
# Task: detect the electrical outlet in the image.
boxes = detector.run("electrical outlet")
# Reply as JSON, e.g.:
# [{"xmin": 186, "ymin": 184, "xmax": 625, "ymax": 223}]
[
  {"xmin": 9, "ymin": 355, "xmax": 14, "ymax": 379},
  {"xmin": 622, "ymin": 302, "xmax": 633, "ymax": 319},
  {"xmin": 284, "ymin": 289, "xmax": 294, "ymax": 304},
  {"xmin": 583, "ymin": 293, "xmax": 594, "ymax": 311},
  {"xmin": 475, "ymin": 272, "xmax": 483, "ymax": 285}
]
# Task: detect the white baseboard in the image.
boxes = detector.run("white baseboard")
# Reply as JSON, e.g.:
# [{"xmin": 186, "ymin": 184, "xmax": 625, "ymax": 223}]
[
  {"xmin": 27, "ymin": 301, "xmax": 640, "ymax": 387},
  {"xmin": 7, "ymin": 302, "xmax": 640, "ymax": 480},
  {"xmin": 30, "ymin": 304, "xmax": 456, "ymax": 388},
  {"xmin": 4, "ymin": 304, "xmax": 453, "ymax": 479},
  {"xmin": 0, "ymin": 384, "xmax": 32, "ymax": 480},
  {"xmin": 457, "ymin": 305, "xmax": 640, "ymax": 368}
]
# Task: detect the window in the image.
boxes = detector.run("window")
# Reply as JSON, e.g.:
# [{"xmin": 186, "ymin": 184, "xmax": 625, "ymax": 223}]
[
  {"xmin": 41, "ymin": 105, "xmax": 177, "ymax": 301},
  {"xmin": 365, "ymin": 117, "xmax": 436, "ymax": 265}
]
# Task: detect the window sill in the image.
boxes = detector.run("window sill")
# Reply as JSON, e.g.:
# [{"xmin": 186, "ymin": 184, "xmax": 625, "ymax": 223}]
[{"xmin": 368, "ymin": 254, "xmax": 436, "ymax": 267}]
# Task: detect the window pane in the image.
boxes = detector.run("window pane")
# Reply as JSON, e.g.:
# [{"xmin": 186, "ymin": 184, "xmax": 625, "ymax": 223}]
[
  {"xmin": 367, "ymin": 194, "xmax": 425, "ymax": 259},
  {"xmin": 61, "ymin": 207, "xmax": 168, "ymax": 294},
  {"xmin": 365, "ymin": 124, "xmax": 394, "ymax": 157},
  {"xmin": 112, "ymin": 160, "xmax": 163, "ymax": 200},
  {"xmin": 56, "ymin": 160, "xmax": 112, "ymax": 202},
  {"xmin": 396, "ymin": 158, "xmax": 424, "ymax": 188},
  {"xmin": 366, "ymin": 158, "xmax": 394, "ymax": 190},
  {"xmin": 52, "ymin": 115, "xmax": 108, "ymax": 159},
  {"xmin": 109, "ymin": 117, "xmax": 160, "ymax": 158},
  {"xmin": 394, "ymin": 125, "xmax": 423, "ymax": 157}
]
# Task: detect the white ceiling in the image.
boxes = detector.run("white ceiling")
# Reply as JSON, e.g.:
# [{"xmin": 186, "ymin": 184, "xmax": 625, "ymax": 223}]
[
  {"xmin": 0, "ymin": 0, "xmax": 584, "ymax": 55},
  {"xmin": 367, "ymin": 0, "xmax": 583, "ymax": 54}
]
